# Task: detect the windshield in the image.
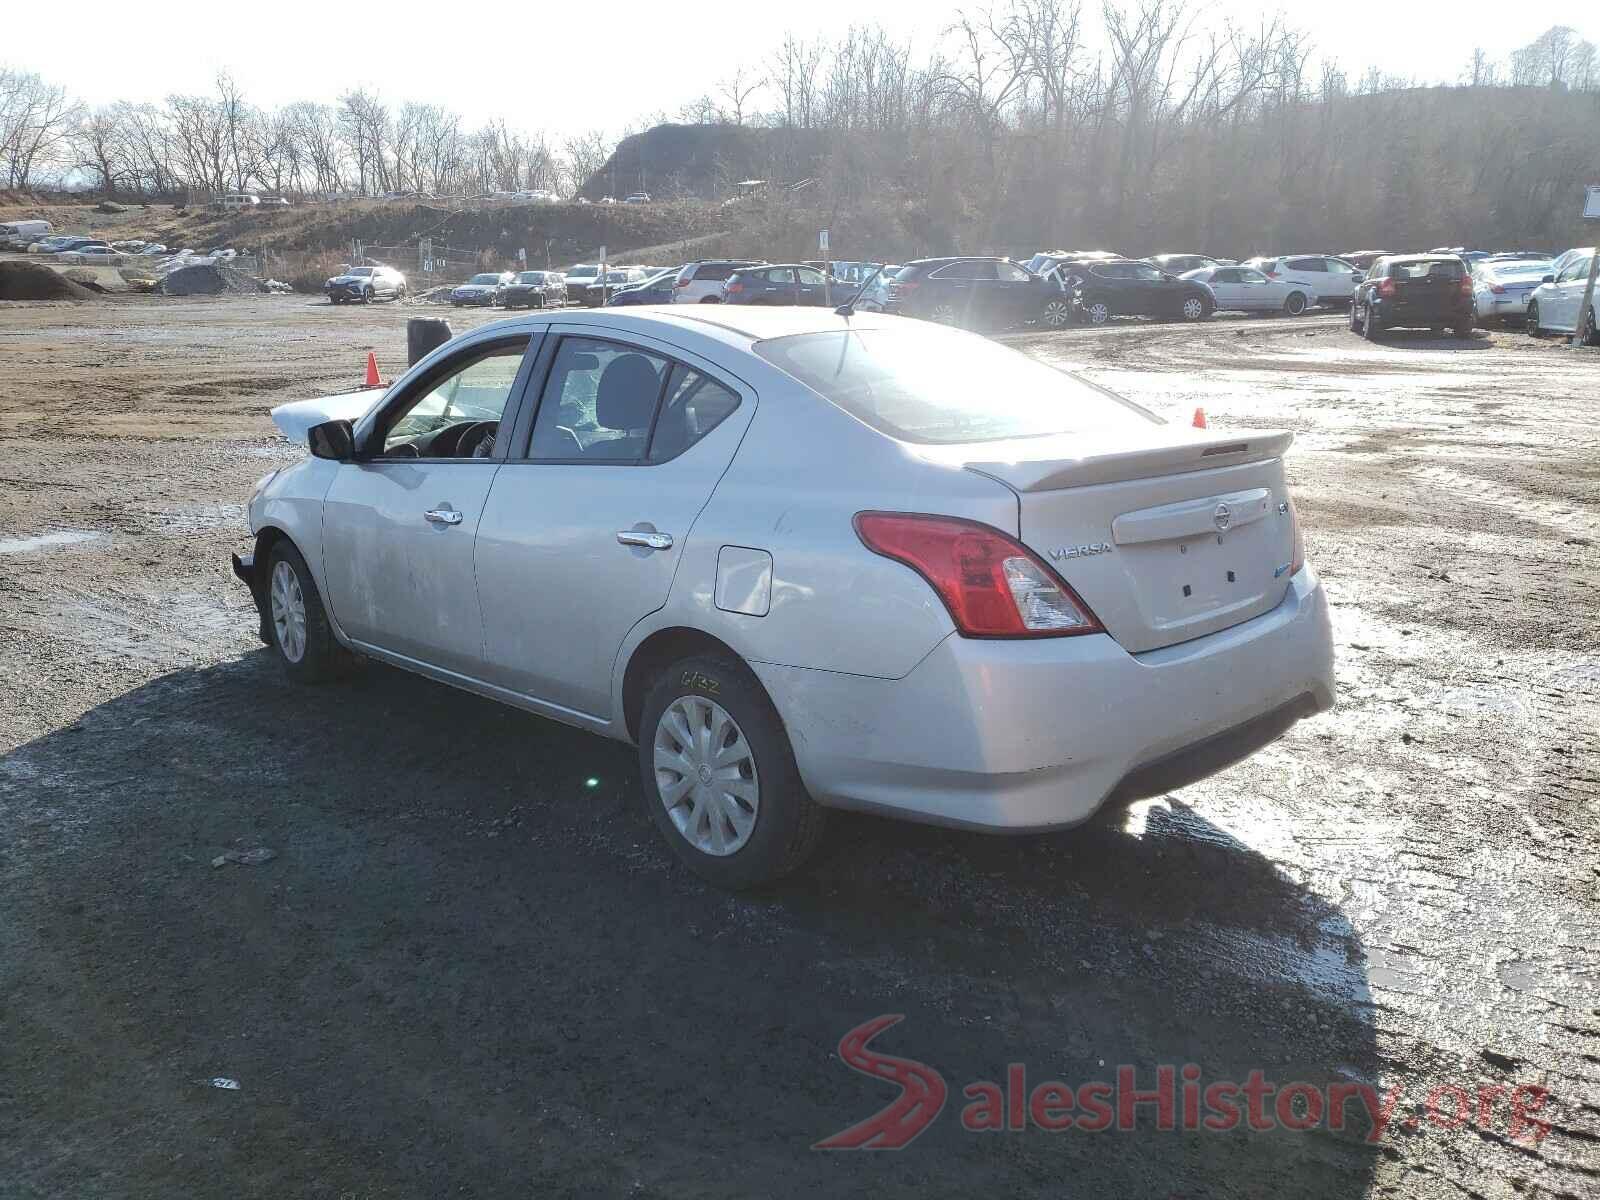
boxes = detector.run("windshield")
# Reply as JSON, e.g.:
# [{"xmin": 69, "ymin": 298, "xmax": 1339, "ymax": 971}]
[
  {"xmin": 517, "ymin": 272, "xmax": 544, "ymax": 283},
  {"xmin": 468, "ymin": 274, "xmax": 501, "ymax": 284},
  {"xmin": 348, "ymin": 267, "xmax": 373, "ymax": 276},
  {"xmin": 755, "ymin": 325, "xmax": 1154, "ymax": 445},
  {"xmin": 568, "ymin": 265, "xmax": 598, "ymax": 277}
]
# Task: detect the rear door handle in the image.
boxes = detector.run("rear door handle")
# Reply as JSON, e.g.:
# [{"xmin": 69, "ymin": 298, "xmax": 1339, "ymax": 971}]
[
  {"xmin": 424, "ymin": 507, "xmax": 463, "ymax": 526},
  {"xmin": 617, "ymin": 530, "xmax": 672, "ymax": 550}
]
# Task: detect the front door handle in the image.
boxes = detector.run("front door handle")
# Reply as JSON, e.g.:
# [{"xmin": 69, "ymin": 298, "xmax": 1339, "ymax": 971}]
[
  {"xmin": 424, "ymin": 507, "xmax": 463, "ymax": 526},
  {"xmin": 617, "ymin": 529, "xmax": 673, "ymax": 551}
]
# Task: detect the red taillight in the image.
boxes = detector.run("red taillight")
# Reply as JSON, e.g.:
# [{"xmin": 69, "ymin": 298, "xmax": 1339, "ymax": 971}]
[
  {"xmin": 1376, "ymin": 277, "xmax": 1395, "ymax": 298},
  {"xmin": 1263, "ymin": 266, "xmax": 1278, "ymax": 277},
  {"xmin": 1489, "ymin": 283, "xmax": 1505, "ymax": 294},
  {"xmin": 854, "ymin": 512, "xmax": 1102, "ymax": 638},
  {"xmin": 891, "ymin": 279, "xmax": 919, "ymax": 296},
  {"xmin": 1458, "ymin": 276, "xmax": 1473, "ymax": 301},
  {"xmin": 673, "ymin": 278, "xmax": 690, "ymax": 288},
  {"xmin": 725, "ymin": 281, "xmax": 743, "ymax": 294}
]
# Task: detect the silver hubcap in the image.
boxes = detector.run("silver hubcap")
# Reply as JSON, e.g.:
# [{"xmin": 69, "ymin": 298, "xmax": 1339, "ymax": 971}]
[
  {"xmin": 269, "ymin": 560, "xmax": 307, "ymax": 663},
  {"xmin": 930, "ymin": 303, "xmax": 956, "ymax": 324},
  {"xmin": 1043, "ymin": 301, "xmax": 1070, "ymax": 327},
  {"xmin": 653, "ymin": 695, "xmax": 759, "ymax": 857},
  {"xmin": 1088, "ymin": 303, "xmax": 1109, "ymax": 324},
  {"xmin": 1183, "ymin": 298, "xmax": 1203, "ymax": 319}
]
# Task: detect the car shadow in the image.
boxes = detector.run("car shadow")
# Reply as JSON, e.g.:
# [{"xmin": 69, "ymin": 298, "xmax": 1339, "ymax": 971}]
[
  {"xmin": 1, "ymin": 653, "xmax": 1380, "ymax": 1198},
  {"xmin": 1364, "ymin": 328, "xmax": 1495, "ymax": 351}
]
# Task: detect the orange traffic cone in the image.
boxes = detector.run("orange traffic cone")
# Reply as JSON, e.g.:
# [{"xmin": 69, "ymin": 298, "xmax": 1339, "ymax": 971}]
[
  {"xmin": 1192, "ymin": 407, "xmax": 1207, "ymax": 429},
  {"xmin": 364, "ymin": 351, "xmax": 381, "ymax": 388}
]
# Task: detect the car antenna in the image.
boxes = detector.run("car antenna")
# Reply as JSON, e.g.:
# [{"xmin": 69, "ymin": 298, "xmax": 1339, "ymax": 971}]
[{"xmin": 835, "ymin": 264, "xmax": 886, "ymax": 318}]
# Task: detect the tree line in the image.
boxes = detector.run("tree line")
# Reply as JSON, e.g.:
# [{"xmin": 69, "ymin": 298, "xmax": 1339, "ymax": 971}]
[{"xmin": 4, "ymin": 7, "xmax": 1597, "ymax": 254}]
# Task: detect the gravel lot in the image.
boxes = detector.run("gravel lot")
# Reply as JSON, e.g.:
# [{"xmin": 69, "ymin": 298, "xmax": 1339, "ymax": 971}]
[{"xmin": 2, "ymin": 294, "xmax": 1597, "ymax": 1198}]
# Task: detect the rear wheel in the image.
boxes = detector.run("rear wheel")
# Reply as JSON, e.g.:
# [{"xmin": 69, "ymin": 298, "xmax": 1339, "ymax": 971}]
[
  {"xmin": 1284, "ymin": 291, "xmax": 1308, "ymax": 316},
  {"xmin": 1180, "ymin": 294, "xmax": 1209, "ymax": 321},
  {"xmin": 928, "ymin": 300, "xmax": 959, "ymax": 325},
  {"xmin": 1040, "ymin": 297, "xmax": 1072, "ymax": 329},
  {"xmin": 1526, "ymin": 302, "xmax": 1543, "ymax": 338},
  {"xmin": 1083, "ymin": 298, "xmax": 1111, "ymax": 326},
  {"xmin": 639, "ymin": 654, "xmax": 826, "ymax": 889}
]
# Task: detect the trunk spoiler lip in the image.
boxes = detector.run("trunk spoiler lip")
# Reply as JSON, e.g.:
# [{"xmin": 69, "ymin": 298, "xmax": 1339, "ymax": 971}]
[{"xmin": 931, "ymin": 428, "xmax": 1294, "ymax": 493}]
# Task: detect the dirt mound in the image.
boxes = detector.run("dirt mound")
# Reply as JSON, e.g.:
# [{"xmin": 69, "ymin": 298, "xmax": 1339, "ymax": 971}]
[
  {"xmin": 156, "ymin": 263, "xmax": 266, "ymax": 296},
  {"xmin": 0, "ymin": 260, "xmax": 99, "ymax": 301}
]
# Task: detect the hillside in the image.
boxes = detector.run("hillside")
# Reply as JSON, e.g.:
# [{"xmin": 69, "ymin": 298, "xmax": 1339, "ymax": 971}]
[{"xmin": 580, "ymin": 124, "xmax": 829, "ymax": 201}]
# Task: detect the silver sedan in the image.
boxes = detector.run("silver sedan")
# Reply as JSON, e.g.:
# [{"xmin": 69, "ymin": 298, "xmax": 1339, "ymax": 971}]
[
  {"xmin": 233, "ymin": 308, "xmax": 1334, "ymax": 887},
  {"xmin": 1181, "ymin": 266, "xmax": 1301, "ymax": 314}
]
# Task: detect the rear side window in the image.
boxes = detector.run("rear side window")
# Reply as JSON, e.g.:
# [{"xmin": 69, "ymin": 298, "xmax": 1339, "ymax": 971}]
[
  {"xmin": 755, "ymin": 324, "xmax": 1154, "ymax": 445},
  {"xmin": 893, "ymin": 265, "xmax": 923, "ymax": 281},
  {"xmin": 647, "ymin": 366, "xmax": 741, "ymax": 462},
  {"xmin": 1288, "ymin": 258, "xmax": 1327, "ymax": 272},
  {"xmin": 695, "ymin": 264, "xmax": 737, "ymax": 282}
]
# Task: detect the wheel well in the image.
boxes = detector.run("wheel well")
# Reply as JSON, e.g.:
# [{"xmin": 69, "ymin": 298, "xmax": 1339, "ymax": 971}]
[{"xmin": 621, "ymin": 627, "xmax": 744, "ymax": 743}]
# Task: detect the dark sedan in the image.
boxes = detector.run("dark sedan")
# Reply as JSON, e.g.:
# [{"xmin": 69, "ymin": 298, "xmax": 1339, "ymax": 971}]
[
  {"xmin": 1071, "ymin": 259, "xmax": 1214, "ymax": 324},
  {"xmin": 884, "ymin": 257, "xmax": 1073, "ymax": 331},
  {"xmin": 604, "ymin": 269, "xmax": 681, "ymax": 307},
  {"xmin": 721, "ymin": 263, "xmax": 836, "ymax": 306},
  {"xmin": 450, "ymin": 272, "xmax": 514, "ymax": 307},
  {"xmin": 499, "ymin": 271, "xmax": 566, "ymax": 309}
]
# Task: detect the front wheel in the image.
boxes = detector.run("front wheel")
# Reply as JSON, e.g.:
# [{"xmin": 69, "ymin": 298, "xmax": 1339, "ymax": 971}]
[
  {"xmin": 639, "ymin": 654, "xmax": 826, "ymax": 889},
  {"xmin": 1582, "ymin": 305, "xmax": 1599, "ymax": 347},
  {"xmin": 1348, "ymin": 301, "xmax": 1362, "ymax": 333},
  {"xmin": 1453, "ymin": 320, "xmax": 1473, "ymax": 338},
  {"xmin": 1526, "ymin": 302, "xmax": 1543, "ymax": 338},
  {"xmin": 1284, "ymin": 291, "xmax": 1308, "ymax": 316},
  {"xmin": 265, "ymin": 542, "xmax": 339, "ymax": 683},
  {"xmin": 1362, "ymin": 306, "xmax": 1383, "ymax": 341},
  {"xmin": 362, "ymin": 287, "xmax": 374, "ymax": 303},
  {"xmin": 928, "ymin": 301, "xmax": 959, "ymax": 325}
]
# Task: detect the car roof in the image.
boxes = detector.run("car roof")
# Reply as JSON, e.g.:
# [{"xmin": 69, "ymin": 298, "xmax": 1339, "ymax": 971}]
[
  {"xmin": 454, "ymin": 305, "xmax": 898, "ymax": 358},
  {"xmin": 1380, "ymin": 255, "xmax": 1463, "ymax": 265}
]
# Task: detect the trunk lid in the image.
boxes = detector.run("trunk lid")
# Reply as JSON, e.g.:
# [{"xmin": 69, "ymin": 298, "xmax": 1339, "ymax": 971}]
[{"xmin": 939, "ymin": 429, "xmax": 1298, "ymax": 653}]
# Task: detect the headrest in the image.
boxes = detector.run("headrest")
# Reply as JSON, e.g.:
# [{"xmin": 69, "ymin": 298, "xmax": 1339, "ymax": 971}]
[{"xmin": 596, "ymin": 354, "xmax": 659, "ymax": 430}]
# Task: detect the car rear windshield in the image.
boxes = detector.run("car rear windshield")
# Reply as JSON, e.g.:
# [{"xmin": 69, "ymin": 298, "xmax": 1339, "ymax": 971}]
[
  {"xmin": 694, "ymin": 264, "xmax": 740, "ymax": 282},
  {"xmin": 754, "ymin": 325, "xmax": 1154, "ymax": 445},
  {"xmin": 1389, "ymin": 260, "xmax": 1462, "ymax": 280}
]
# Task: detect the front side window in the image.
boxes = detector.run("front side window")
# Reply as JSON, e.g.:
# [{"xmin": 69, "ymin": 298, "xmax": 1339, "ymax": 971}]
[
  {"xmin": 1560, "ymin": 258, "xmax": 1592, "ymax": 283},
  {"xmin": 381, "ymin": 339, "xmax": 529, "ymax": 458},
  {"xmin": 796, "ymin": 268, "xmax": 827, "ymax": 285},
  {"xmin": 529, "ymin": 338, "xmax": 671, "ymax": 461}
]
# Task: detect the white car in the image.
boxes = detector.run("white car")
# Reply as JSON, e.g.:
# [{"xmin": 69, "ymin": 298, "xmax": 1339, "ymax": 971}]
[
  {"xmin": 1181, "ymin": 265, "xmax": 1302, "ymax": 314},
  {"xmin": 57, "ymin": 246, "xmax": 120, "ymax": 264},
  {"xmin": 230, "ymin": 307, "xmax": 1334, "ymax": 887},
  {"xmin": 1471, "ymin": 258, "xmax": 1553, "ymax": 327},
  {"xmin": 671, "ymin": 260, "xmax": 763, "ymax": 303},
  {"xmin": 1242, "ymin": 256, "xmax": 1362, "ymax": 309},
  {"xmin": 1526, "ymin": 249, "xmax": 1598, "ymax": 343}
]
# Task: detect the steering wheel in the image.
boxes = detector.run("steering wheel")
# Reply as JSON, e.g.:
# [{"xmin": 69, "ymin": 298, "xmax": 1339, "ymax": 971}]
[{"xmin": 456, "ymin": 421, "xmax": 498, "ymax": 459}]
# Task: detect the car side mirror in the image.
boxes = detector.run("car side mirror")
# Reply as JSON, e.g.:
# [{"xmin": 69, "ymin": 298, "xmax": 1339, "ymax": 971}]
[
  {"xmin": 308, "ymin": 418, "xmax": 356, "ymax": 461},
  {"xmin": 1543, "ymin": 274, "xmax": 1555, "ymax": 284}
]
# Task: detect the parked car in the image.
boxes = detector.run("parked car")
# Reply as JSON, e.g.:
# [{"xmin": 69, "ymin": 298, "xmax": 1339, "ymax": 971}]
[
  {"xmin": 722, "ymin": 263, "xmax": 838, "ymax": 306},
  {"xmin": 218, "ymin": 193, "xmax": 260, "ymax": 210},
  {"xmin": 605, "ymin": 269, "xmax": 683, "ymax": 307},
  {"xmin": 231, "ymin": 306, "xmax": 1333, "ymax": 887},
  {"xmin": 886, "ymin": 257, "xmax": 1073, "ymax": 330},
  {"xmin": 1470, "ymin": 258, "xmax": 1553, "ymax": 327},
  {"xmin": 1070, "ymin": 259, "xmax": 1215, "ymax": 325},
  {"xmin": 1144, "ymin": 253, "xmax": 1224, "ymax": 276},
  {"xmin": 851, "ymin": 265, "xmax": 899, "ymax": 312},
  {"xmin": 450, "ymin": 271, "xmax": 514, "ymax": 307},
  {"xmin": 1349, "ymin": 255, "xmax": 1474, "ymax": 339},
  {"xmin": 1526, "ymin": 248, "xmax": 1598, "ymax": 343},
  {"xmin": 0, "ymin": 219, "xmax": 52, "ymax": 249},
  {"xmin": 326, "ymin": 265, "xmax": 408, "ymax": 304},
  {"xmin": 500, "ymin": 270, "xmax": 567, "ymax": 309},
  {"xmin": 575, "ymin": 268, "xmax": 648, "ymax": 307},
  {"xmin": 1024, "ymin": 249, "xmax": 1121, "ymax": 276},
  {"xmin": 1338, "ymin": 251, "xmax": 1390, "ymax": 273},
  {"xmin": 623, "ymin": 192, "xmax": 651, "ymax": 204},
  {"xmin": 564, "ymin": 264, "xmax": 603, "ymax": 294},
  {"xmin": 1180, "ymin": 265, "xmax": 1302, "ymax": 314},
  {"xmin": 31, "ymin": 236, "xmax": 101, "ymax": 256},
  {"xmin": 137, "ymin": 243, "xmax": 169, "ymax": 256},
  {"xmin": 672, "ymin": 260, "xmax": 762, "ymax": 303},
  {"xmin": 1548, "ymin": 246, "xmax": 1592, "ymax": 281},
  {"xmin": 56, "ymin": 244, "xmax": 120, "ymax": 264},
  {"xmin": 1242, "ymin": 256, "xmax": 1361, "ymax": 309},
  {"xmin": 259, "ymin": 197, "xmax": 291, "ymax": 208}
]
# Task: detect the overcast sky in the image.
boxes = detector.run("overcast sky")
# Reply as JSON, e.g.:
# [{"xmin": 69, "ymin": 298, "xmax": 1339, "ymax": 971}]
[{"xmin": 15, "ymin": 0, "xmax": 1588, "ymax": 138}]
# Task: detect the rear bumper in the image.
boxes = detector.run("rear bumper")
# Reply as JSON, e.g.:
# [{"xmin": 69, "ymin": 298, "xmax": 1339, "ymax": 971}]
[{"xmin": 752, "ymin": 566, "xmax": 1335, "ymax": 831}]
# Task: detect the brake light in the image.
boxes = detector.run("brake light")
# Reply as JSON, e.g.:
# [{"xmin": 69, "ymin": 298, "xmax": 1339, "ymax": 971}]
[
  {"xmin": 854, "ymin": 512, "xmax": 1102, "ymax": 638},
  {"xmin": 674, "ymin": 278, "xmax": 690, "ymax": 288},
  {"xmin": 725, "ymin": 281, "xmax": 744, "ymax": 294},
  {"xmin": 1376, "ymin": 277, "xmax": 1394, "ymax": 298},
  {"xmin": 1458, "ymin": 276, "xmax": 1473, "ymax": 302},
  {"xmin": 1489, "ymin": 283, "xmax": 1505, "ymax": 294},
  {"xmin": 1263, "ymin": 265, "xmax": 1278, "ymax": 277},
  {"xmin": 891, "ymin": 279, "xmax": 919, "ymax": 296}
]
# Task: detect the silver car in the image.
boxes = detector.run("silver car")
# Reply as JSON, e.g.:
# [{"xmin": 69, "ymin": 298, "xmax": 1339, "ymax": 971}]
[
  {"xmin": 233, "ymin": 309, "xmax": 1335, "ymax": 887},
  {"xmin": 1181, "ymin": 265, "xmax": 1300, "ymax": 314}
]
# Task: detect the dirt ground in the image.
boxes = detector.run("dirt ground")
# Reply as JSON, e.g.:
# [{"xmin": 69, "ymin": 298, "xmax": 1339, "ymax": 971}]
[{"xmin": 1, "ymin": 294, "xmax": 1597, "ymax": 1199}]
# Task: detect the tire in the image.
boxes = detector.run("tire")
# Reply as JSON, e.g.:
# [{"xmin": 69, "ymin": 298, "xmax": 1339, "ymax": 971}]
[
  {"xmin": 1362, "ymin": 305, "xmax": 1383, "ymax": 341},
  {"xmin": 928, "ymin": 301, "xmax": 959, "ymax": 325},
  {"xmin": 329, "ymin": 296, "xmax": 342, "ymax": 306},
  {"xmin": 638, "ymin": 654, "xmax": 826, "ymax": 889},
  {"xmin": 265, "ymin": 541, "xmax": 339, "ymax": 684},
  {"xmin": 1039, "ymin": 297, "xmax": 1073, "ymax": 330},
  {"xmin": 1526, "ymin": 302, "xmax": 1543, "ymax": 338},
  {"xmin": 1453, "ymin": 320, "xmax": 1473, "ymax": 339},
  {"xmin": 1083, "ymin": 298, "xmax": 1111, "ymax": 326},
  {"xmin": 1284, "ymin": 291, "xmax": 1308, "ymax": 316},
  {"xmin": 699, "ymin": 295, "xmax": 721, "ymax": 303},
  {"xmin": 1348, "ymin": 302, "xmax": 1362, "ymax": 333},
  {"xmin": 1180, "ymin": 294, "xmax": 1210, "ymax": 321},
  {"xmin": 1583, "ymin": 305, "xmax": 1599, "ymax": 347},
  {"xmin": 362, "ymin": 286, "xmax": 374, "ymax": 303}
]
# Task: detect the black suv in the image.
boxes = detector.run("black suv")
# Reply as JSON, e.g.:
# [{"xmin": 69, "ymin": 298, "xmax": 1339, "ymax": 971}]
[
  {"xmin": 721, "ymin": 263, "xmax": 836, "ymax": 306},
  {"xmin": 885, "ymin": 258, "xmax": 1072, "ymax": 330},
  {"xmin": 1350, "ymin": 255, "xmax": 1473, "ymax": 339},
  {"xmin": 1071, "ymin": 259, "xmax": 1215, "ymax": 324}
]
